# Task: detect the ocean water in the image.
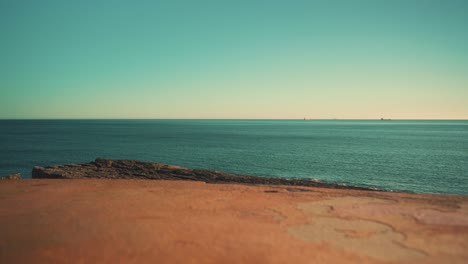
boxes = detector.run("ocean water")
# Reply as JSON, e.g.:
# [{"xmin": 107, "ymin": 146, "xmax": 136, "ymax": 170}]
[{"xmin": 0, "ymin": 119, "xmax": 467, "ymax": 194}]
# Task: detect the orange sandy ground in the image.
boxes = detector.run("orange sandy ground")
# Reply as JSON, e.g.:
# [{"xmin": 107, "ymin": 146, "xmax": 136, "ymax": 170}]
[{"xmin": 1, "ymin": 179, "xmax": 468, "ymax": 264}]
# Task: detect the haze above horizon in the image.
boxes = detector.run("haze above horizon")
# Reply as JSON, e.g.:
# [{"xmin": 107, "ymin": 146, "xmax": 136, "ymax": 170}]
[{"xmin": 1, "ymin": 0, "xmax": 467, "ymax": 119}]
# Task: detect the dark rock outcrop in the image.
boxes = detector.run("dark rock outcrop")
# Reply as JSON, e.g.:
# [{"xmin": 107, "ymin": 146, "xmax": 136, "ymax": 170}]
[
  {"xmin": 0, "ymin": 173, "xmax": 22, "ymax": 180},
  {"xmin": 32, "ymin": 158, "xmax": 375, "ymax": 191}
]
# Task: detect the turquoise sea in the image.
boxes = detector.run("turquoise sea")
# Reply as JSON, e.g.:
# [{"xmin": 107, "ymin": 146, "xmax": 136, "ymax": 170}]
[{"xmin": 1, "ymin": 120, "xmax": 467, "ymax": 194}]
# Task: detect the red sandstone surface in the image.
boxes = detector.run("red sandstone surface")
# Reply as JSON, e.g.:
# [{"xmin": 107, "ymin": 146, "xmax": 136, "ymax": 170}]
[{"xmin": 1, "ymin": 179, "xmax": 467, "ymax": 263}]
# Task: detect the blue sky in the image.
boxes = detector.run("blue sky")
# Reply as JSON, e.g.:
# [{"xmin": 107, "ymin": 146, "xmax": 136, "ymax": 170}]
[{"xmin": 1, "ymin": 0, "xmax": 467, "ymax": 119}]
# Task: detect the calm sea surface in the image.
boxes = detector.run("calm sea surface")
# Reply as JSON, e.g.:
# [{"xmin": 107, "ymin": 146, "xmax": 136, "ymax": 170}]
[{"xmin": 1, "ymin": 120, "xmax": 467, "ymax": 194}]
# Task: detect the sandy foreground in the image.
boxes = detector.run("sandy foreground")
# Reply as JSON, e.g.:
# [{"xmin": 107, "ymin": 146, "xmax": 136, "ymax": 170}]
[{"xmin": 1, "ymin": 179, "xmax": 467, "ymax": 264}]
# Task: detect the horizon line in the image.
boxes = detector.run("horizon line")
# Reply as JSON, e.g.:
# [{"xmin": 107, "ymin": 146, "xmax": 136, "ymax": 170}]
[{"xmin": 1, "ymin": 118, "xmax": 467, "ymax": 121}]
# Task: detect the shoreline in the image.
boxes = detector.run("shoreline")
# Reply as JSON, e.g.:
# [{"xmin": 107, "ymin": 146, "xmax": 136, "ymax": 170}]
[{"xmin": 31, "ymin": 158, "xmax": 381, "ymax": 192}]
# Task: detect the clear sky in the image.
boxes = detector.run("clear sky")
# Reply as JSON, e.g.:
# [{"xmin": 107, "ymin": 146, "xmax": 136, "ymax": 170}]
[{"xmin": 1, "ymin": 0, "xmax": 467, "ymax": 119}]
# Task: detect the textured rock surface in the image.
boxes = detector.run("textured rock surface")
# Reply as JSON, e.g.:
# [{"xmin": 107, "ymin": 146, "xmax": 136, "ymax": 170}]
[
  {"xmin": 0, "ymin": 173, "xmax": 21, "ymax": 180},
  {"xmin": 32, "ymin": 158, "xmax": 374, "ymax": 190},
  {"xmin": 1, "ymin": 179, "xmax": 467, "ymax": 264}
]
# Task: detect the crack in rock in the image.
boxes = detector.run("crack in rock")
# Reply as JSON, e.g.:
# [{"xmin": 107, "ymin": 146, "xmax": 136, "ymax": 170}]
[{"xmin": 288, "ymin": 197, "xmax": 428, "ymax": 262}]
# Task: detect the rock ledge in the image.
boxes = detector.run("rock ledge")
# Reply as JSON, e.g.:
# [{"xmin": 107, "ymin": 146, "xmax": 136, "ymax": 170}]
[
  {"xmin": 0, "ymin": 173, "xmax": 22, "ymax": 180},
  {"xmin": 32, "ymin": 158, "xmax": 376, "ymax": 191}
]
